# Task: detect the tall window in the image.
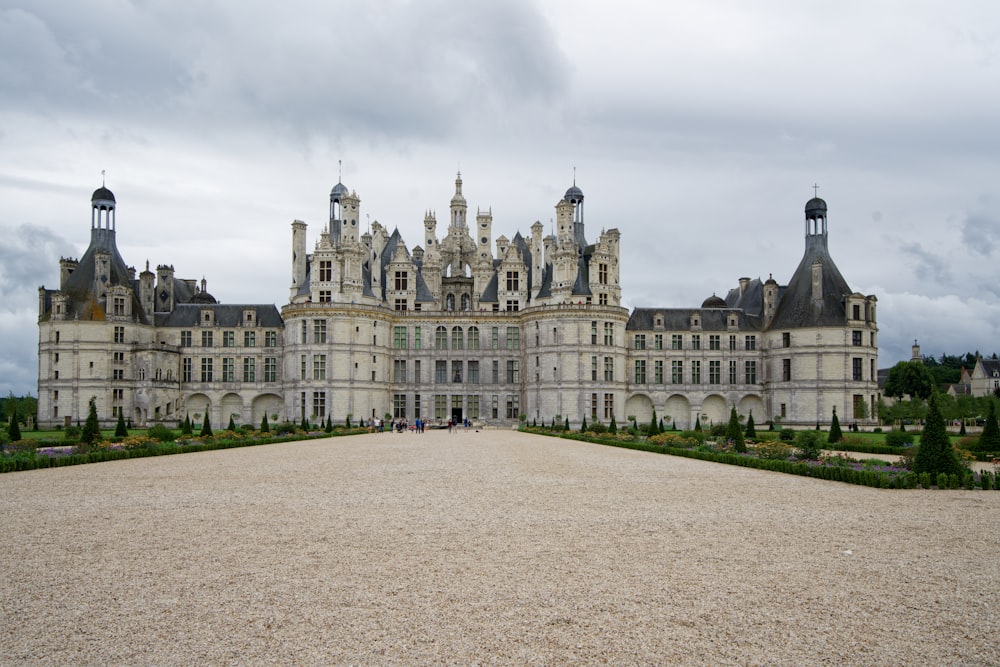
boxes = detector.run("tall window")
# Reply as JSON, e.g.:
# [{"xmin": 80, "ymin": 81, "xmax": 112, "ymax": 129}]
[
  {"xmin": 603, "ymin": 322, "xmax": 614, "ymax": 345},
  {"xmin": 506, "ymin": 395, "xmax": 520, "ymax": 419},
  {"xmin": 491, "ymin": 327, "xmax": 499, "ymax": 349},
  {"xmin": 394, "ymin": 326, "xmax": 407, "ymax": 349},
  {"xmin": 394, "ymin": 360, "xmax": 407, "ymax": 383},
  {"xmin": 691, "ymin": 360, "xmax": 701, "ymax": 384},
  {"xmin": 452, "ymin": 326, "xmax": 464, "ymax": 350},
  {"xmin": 113, "ymin": 296, "xmax": 126, "ymax": 316},
  {"xmin": 492, "ymin": 360, "xmax": 500, "ymax": 384},
  {"xmin": 435, "ymin": 326, "xmax": 448, "ymax": 349},
  {"xmin": 506, "ymin": 327, "xmax": 520, "ymax": 350},
  {"xmin": 782, "ymin": 332, "xmax": 791, "ymax": 347},
  {"xmin": 591, "ymin": 356, "xmax": 598, "ymax": 381},
  {"xmin": 265, "ymin": 331, "xmax": 277, "ymax": 347},
  {"xmin": 182, "ymin": 358, "xmax": 192, "ymax": 382},
  {"xmin": 709, "ymin": 335, "xmax": 720, "ymax": 350},
  {"xmin": 654, "ymin": 360, "xmax": 663, "ymax": 384},
  {"xmin": 414, "ymin": 326, "xmax": 421, "ymax": 349},
  {"xmin": 313, "ymin": 319, "xmax": 327, "ymax": 344},
  {"xmin": 729, "ymin": 335, "xmax": 737, "ymax": 351},
  {"xmin": 591, "ymin": 321, "xmax": 598, "ymax": 345},
  {"xmin": 591, "ymin": 393, "xmax": 599, "ymax": 419},
  {"xmin": 435, "ymin": 395, "xmax": 447, "ymax": 419},
  {"xmin": 506, "ymin": 360, "xmax": 520, "ymax": 383},
  {"xmin": 313, "ymin": 354, "xmax": 326, "ymax": 380},
  {"xmin": 394, "ymin": 298, "xmax": 407, "ymax": 311},
  {"xmin": 853, "ymin": 358, "xmax": 863, "ymax": 381},
  {"xmin": 635, "ymin": 360, "xmax": 646, "ymax": 384},
  {"xmin": 852, "ymin": 331, "xmax": 863, "ymax": 346},
  {"xmin": 200, "ymin": 358, "xmax": 213, "ymax": 382},
  {"xmin": 312, "ymin": 392, "xmax": 326, "ymax": 418},
  {"xmin": 634, "ymin": 334, "xmax": 646, "ymax": 350},
  {"xmin": 671, "ymin": 334, "xmax": 682, "ymax": 350},
  {"xmin": 604, "ymin": 356, "xmax": 614, "ymax": 381},
  {"xmin": 729, "ymin": 360, "xmax": 738, "ymax": 384},
  {"xmin": 264, "ymin": 357, "xmax": 277, "ymax": 382},
  {"xmin": 506, "ymin": 271, "xmax": 519, "ymax": 291},
  {"xmin": 603, "ymin": 393, "xmax": 614, "ymax": 420},
  {"xmin": 243, "ymin": 358, "xmax": 256, "ymax": 382},
  {"xmin": 201, "ymin": 331, "xmax": 213, "ymax": 347},
  {"xmin": 467, "ymin": 396, "xmax": 479, "ymax": 419},
  {"xmin": 222, "ymin": 357, "xmax": 235, "ymax": 382},
  {"xmin": 745, "ymin": 335, "xmax": 756, "ymax": 350},
  {"xmin": 782, "ymin": 359, "xmax": 791, "ymax": 381},
  {"xmin": 300, "ymin": 354, "xmax": 307, "ymax": 380},
  {"xmin": 395, "ymin": 271, "xmax": 408, "ymax": 290},
  {"xmin": 435, "ymin": 360, "xmax": 447, "ymax": 383},
  {"xmin": 467, "ymin": 326, "xmax": 480, "ymax": 350},
  {"xmin": 654, "ymin": 334, "xmax": 663, "ymax": 350},
  {"xmin": 691, "ymin": 334, "xmax": 701, "ymax": 350},
  {"xmin": 598, "ymin": 263, "xmax": 608, "ymax": 284},
  {"xmin": 672, "ymin": 360, "xmax": 683, "ymax": 384},
  {"xmin": 319, "ymin": 291, "xmax": 332, "ymax": 303},
  {"xmin": 745, "ymin": 360, "xmax": 757, "ymax": 384},
  {"xmin": 393, "ymin": 394, "xmax": 406, "ymax": 419},
  {"xmin": 319, "ymin": 261, "xmax": 332, "ymax": 281},
  {"xmin": 709, "ymin": 360, "xmax": 721, "ymax": 384},
  {"xmin": 452, "ymin": 360, "xmax": 463, "ymax": 383},
  {"xmin": 468, "ymin": 361, "xmax": 480, "ymax": 384},
  {"xmin": 180, "ymin": 330, "xmax": 192, "ymax": 347},
  {"xmin": 223, "ymin": 331, "xmax": 235, "ymax": 347}
]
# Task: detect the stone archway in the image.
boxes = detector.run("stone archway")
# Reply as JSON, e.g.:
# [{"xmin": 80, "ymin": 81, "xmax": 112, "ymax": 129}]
[
  {"xmin": 221, "ymin": 393, "xmax": 243, "ymax": 428},
  {"xmin": 738, "ymin": 395, "xmax": 766, "ymax": 427},
  {"xmin": 252, "ymin": 394, "xmax": 283, "ymax": 425},
  {"xmin": 185, "ymin": 393, "xmax": 211, "ymax": 423},
  {"xmin": 700, "ymin": 394, "xmax": 728, "ymax": 427},
  {"xmin": 625, "ymin": 394, "xmax": 654, "ymax": 424},
  {"xmin": 664, "ymin": 394, "xmax": 692, "ymax": 429}
]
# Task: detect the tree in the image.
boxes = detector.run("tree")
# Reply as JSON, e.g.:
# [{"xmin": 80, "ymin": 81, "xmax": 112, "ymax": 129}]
[
  {"xmin": 200, "ymin": 413, "xmax": 213, "ymax": 437},
  {"xmin": 609, "ymin": 415, "xmax": 617, "ymax": 434},
  {"xmin": 648, "ymin": 409, "xmax": 660, "ymax": 436},
  {"xmin": 580, "ymin": 416, "xmax": 587, "ymax": 432},
  {"xmin": 693, "ymin": 414, "xmax": 702, "ymax": 432},
  {"xmin": 325, "ymin": 415, "xmax": 333, "ymax": 433},
  {"xmin": 260, "ymin": 414, "xmax": 270, "ymax": 433},
  {"xmin": 115, "ymin": 411, "xmax": 128, "ymax": 438},
  {"xmin": 883, "ymin": 360, "xmax": 933, "ymax": 400},
  {"xmin": 724, "ymin": 406, "xmax": 746, "ymax": 452},
  {"xmin": 81, "ymin": 397, "xmax": 100, "ymax": 447},
  {"xmin": 913, "ymin": 392, "xmax": 962, "ymax": 478},
  {"xmin": 227, "ymin": 415, "xmax": 237, "ymax": 432},
  {"xmin": 828, "ymin": 406, "xmax": 842, "ymax": 444},
  {"xmin": 565, "ymin": 416, "xmax": 570, "ymax": 431},
  {"xmin": 7, "ymin": 401, "xmax": 21, "ymax": 442},
  {"xmin": 744, "ymin": 411, "xmax": 757, "ymax": 439},
  {"xmin": 181, "ymin": 413, "xmax": 193, "ymax": 436},
  {"xmin": 978, "ymin": 401, "xmax": 1000, "ymax": 452}
]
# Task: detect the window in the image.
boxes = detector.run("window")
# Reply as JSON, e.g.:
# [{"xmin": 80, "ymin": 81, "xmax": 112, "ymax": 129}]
[
  {"xmin": 729, "ymin": 335, "xmax": 737, "ymax": 351},
  {"xmin": 634, "ymin": 334, "xmax": 646, "ymax": 350},
  {"xmin": 491, "ymin": 327, "xmax": 499, "ymax": 349},
  {"xmin": 436, "ymin": 326, "xmax": 448, "ymax": 350},
  {"xmin": 635, "ymin": 360, "xmax": 646, "ymax": 384},
  {"xmin": 200, "ymin": 358, "xmax": 213, "ymax": 382},
  {"xmin": 113, "ymin": 296, "xmax": 126, "ymax": 316},
  {"xmin": 506, "ymin": 327, "xmax": 520, "ymax": 350},
  {"xmin": 604, "ymin": 322, "xmax": 614, "ymax": 345},
  {"xmin": 244, "ymin": 331, "xmax": 256, "ymax": 347},
  {"xmin": 591, "ymin": 393, "xmax": 599, "ymax": 419},
  {"xmin": 599, "ymin": 293, "xmax": 608, "ymax": 306},
  {"xmin": 201, "ymin": 331, "xmax": 213, "ymax": 347},
  {"xmin": 301, "ymin": 322, "xmax": 308, "ymax": 344},
  {"xmin": 691, "ymin": 360, "xmax": 701, "ymax": 384},
  {"xmin": 591, "ymin": 356, "xmax": 598, "ymax": 381},
  {"xmin": 505, "ymin": 300, "xmax": 519, "ymax": 312},
  {"xmin": 654, "ymin": 334, "xmax": 663, "ymax": 350},
  {"xmin": 506, "ymin": 360, "xmax": 520, "ymax": 383},
  {"xmin": 780, "ymin": 403, "xmax": 787, "ymax": 418},
  {"xmin": 394, "ymin": 298, "xmax": 407, "ymax": 311},
  {"xmin": 782, "ymin": 359, "xmax": 791, "ymax": 382},
  {"xmin": 319, "ymin": 291, "xmax": 332, "ymax": 303},
  {"xmin": 745, "ymin": 360, "xmax": 757, "ymax": 384},
  {"xmin": 180, "ymin": 330, "xmax": 192, "ymax": 347},
  {"xmin": 395, "ymin": 271, "xmax": 408, "ymax": 290},
  {"xmin": 319, "ymin": 261, "xmax": 332, "ymax": 282},
  {"xmin": 709, "ymin": 360, "xmax": 721, "ymax": 384},
  {"xmin": 672, "ymin": 360, "xmax": 683, "ymax": 384},
  {"xmin": 709, "ymin": 335, "xmax": 720, "ymax": 350},
  {"xmin": 264, "ymin": 357, "xmax": 277, "ymax": 382},
  {"xmin": 591, "ymin": 321, "xmax": 598, "ymax": 345},
  {"xmin": 782, "ymin": 332, "xmax": 791, "ymax": 348},
  {"xmin": 112, "ymin": 369, "xmax": 124, "ymax": 380},
  {"xmin": 313, "ymin": 354, "xmax": 326, "ymax": 380},
  {"xmin": 182, "ymin": 358, "xmax": 192, "ymax": 382},
  {"xmin": 414, "ymin": 394, "xmax": 421, "ymax": 419},
  {"xmin": 313, "ymin": 392, "xmax": 326, "ymax": 419},
  {"xmin": 654, "ymin": 360, "xmax": 664, "ymax": 384},
  {"xmin": 492, "ymin": 360, "xmax": 500, "ymax": 384},
  {"xmin": 598, "ymin": 263, "xmax": 608, "ymax": 284},
  {"xmin": 467, "ymin": 395, "xmax": 479, "ymax": 419},
  {"xmin": 604, "ymin": 356, "xmax": 614, "ymax": 382},
  {"xmin": 300, "ymin": 354, "xmax": 307, "ymax": 380},
  {"xmin": 467, "ymin": 326, "xmax": 480, "ymax": 350},
  {"xmin": 222, "ymin": 357, "xmax": 235, "ymax": 382},
  {"xmin": 852, "ymin": 304, "xmax": 861, "ymax": 320},
  {"xmin": 853, "ymin": 395, "xmax": 866, "ymax": 419},
  {"xmin": 853, "ymin": 358, "xmax": 863, "ymax": 381},
  {"xmin": 468, "ymin": 361, "xmax": 480, "ymax": 384},
  {"xmin": 745, "ymin": 335, "xmax": 756, "ymax": 351},
  {"xmin": 414, "ymin": 326, "xmax": 422, "ymax": 349},
  {"xmin": 223, "ymin": 331, "xmax": 235, "ymax": 347},
  {"xmin": 671, "ymin": 334, "xmax": 682, "ymax": 350},
  {"xmin": 691, "ymin": 334, "xmax": 701, "ymax": 350},
  {"xmin": 603, "ymin": 393, "xmax": 614, "ymax": 420},
  {"xmin": 394, "ymin": 326, "xmax": 407, "ymax": 349},
  {"xmin": 435, "ymin": 395, "xmax": 447, "ymax": 419},
  {"xmin": 452, "ymin": 327, "xmax": 464, "ymax": 350},
  {"xmin": 114, "ymin": 326, "xmax": 125, "ymax": 344},
  {"xmin": 313, "ymin": 319, "xmax": 327, "ymax": 344},
  {"xmin": 436, "ymin": 360, "xmax": 447, "ymax": 383},
  {"xmin": 506, "ymin": 271, "xmax": 519, "ymax": 291},
  {"xmin": 729, "ymin": 360, "xmax": 738, "ymax": 384},
  {"xmin": 113, "ymin": 351, "xmax": 124, "ymax": 364},
  {"xmin": 243, "ymin": 358, "xmax": 256, "ymax": 382},
  {"xmin": 393, "ymin": 394, "xmax": 406, "ymax": 419},
  {"xmin": 852, "ymin": 331, "xmax": 862, "ymax": 346},
  {"xmin": 452, "ymin": 360, "xmax": 463, "ymax": 383},
  {"xmin": 506, "ymin": 395, "xmax": 520, "ymax": 419}
]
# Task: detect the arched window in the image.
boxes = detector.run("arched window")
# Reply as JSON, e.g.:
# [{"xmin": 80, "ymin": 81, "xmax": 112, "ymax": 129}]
[
  {"xmin": 435, "ymin": 326, "xmax": 448, "ymax": 349},
  {"xmin": 461, "ymin": 293, "xmax": 471, "ymax": 310},
  {"xmin": 452, "ymin": 326, "xmax": 464, "ymax": 350},
  {"xmin": 467, "ymin": 326, "xmax": 480, "ymax": 350},
  {"xmin": 446, "ymin": 293, "xmax": 455, "ymax": 311}
]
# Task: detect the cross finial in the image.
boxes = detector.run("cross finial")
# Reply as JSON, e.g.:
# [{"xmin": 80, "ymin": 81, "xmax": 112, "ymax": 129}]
[
  {"xmin": 812, "ymin": 183, "xmax": 820, "ymax": 197},
  {"xmin": 338, "ymin": 159, "xmax": 342, "ymax": 183},
  {"xmin": 101, "ymin": 169, "xmax": 106, "ymax": 186},
  {"xmin": 573, "ymin": 166, "xmax": 576, "ymax": 186}
]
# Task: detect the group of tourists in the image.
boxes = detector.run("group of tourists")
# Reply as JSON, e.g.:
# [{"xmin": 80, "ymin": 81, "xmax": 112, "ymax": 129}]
[{"xmin": 362, "ymin": 417, "xmax": 475, "ymax": 433}]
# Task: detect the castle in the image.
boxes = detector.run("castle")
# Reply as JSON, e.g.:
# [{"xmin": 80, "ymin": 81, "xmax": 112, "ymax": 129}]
[{"xmin": 37, "ymin": 173, "xmax": 880, "ymax": 430}]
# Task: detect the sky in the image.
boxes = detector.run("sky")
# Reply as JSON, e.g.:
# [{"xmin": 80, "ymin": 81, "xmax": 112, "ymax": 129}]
[{"xmin": 2, "ymin": 0, "xmax": 1000, "ymax": 395}]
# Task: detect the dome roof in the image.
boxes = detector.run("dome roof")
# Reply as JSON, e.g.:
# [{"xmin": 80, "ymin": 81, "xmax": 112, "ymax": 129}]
[
  {"xmin": 188, "ymin": 290, "xmax": 217, "ymax": 305},
  {"xmin": 92, "ymin": 186, "xmax": 116, "ymax": 203},
  {"xmin": 330, "ymin": 182, "xmax": 349, "ymax": 199},
  {"xmin": 805, "ymin": 197, "xmax": 827, "ymax": 217},
  {"xmin": 701, "ymin": 294, "xmax": 727, "ymax": 308},
  {"xmin": 564, "ymin": 184, "xmax": 584, "ymax": 203}
]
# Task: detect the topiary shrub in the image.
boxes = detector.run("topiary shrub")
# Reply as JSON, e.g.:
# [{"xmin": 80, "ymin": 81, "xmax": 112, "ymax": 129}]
[
  {"xmin": 936, "ymin": 472, "xmax": 949, "ymax": 489},
  {"xmin": 919, "ymin": 472, "xmax": 932, "ymax": 489},
  {"xmin": 885, "ymin": 429, "xmax": 914, "ymax": 448},
  {"xmin": 147, "ymin": 424, "xmax": 176, "ymax": 442},
  {"xmin": 779, "ymin": 428, "xmax": 796, "ymax": 443},
  {"xmin": 795, "ymin": 430, "xmax": 823, "ymax": 460},
  {"xmin": 589, "ymin": 422, "xmax": 607, "ymax": 435}
]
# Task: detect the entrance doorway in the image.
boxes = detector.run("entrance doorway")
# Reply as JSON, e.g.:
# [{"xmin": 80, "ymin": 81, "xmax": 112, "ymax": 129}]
[{"xmin": 451, "ymin": 407, "xmax": 462, "ymax": 424}]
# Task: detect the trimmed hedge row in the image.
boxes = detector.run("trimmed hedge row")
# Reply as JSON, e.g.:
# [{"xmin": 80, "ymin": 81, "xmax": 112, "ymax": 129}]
[{"xmin": 0, "ymin": 429, "xmax": 367, "ymax": 474}]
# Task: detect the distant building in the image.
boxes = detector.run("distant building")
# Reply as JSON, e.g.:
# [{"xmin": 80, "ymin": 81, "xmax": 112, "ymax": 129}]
[{"xmin": 37, "ymin": 175, "xmax": 879, "ymax": 429}]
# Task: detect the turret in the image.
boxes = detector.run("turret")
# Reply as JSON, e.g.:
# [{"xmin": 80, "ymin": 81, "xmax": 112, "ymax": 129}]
[
  {"xmin": 290, "ymin": 220, "xmax": 307, "ymax": 301},
  {"xmin": 139, "ymin": 261, "xmax": 155, "ymax": 317}
]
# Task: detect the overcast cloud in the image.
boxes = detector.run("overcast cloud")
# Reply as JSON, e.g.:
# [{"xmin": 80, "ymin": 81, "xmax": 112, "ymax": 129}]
[{"xmin": 2, "ymin": 1, "xmax": 999, "ymax": 394}]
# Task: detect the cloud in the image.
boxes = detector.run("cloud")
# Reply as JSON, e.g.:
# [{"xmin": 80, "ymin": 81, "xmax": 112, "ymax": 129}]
[
  {"xmin": 0, "ymin": 224, "xmax": 76, "ymax": 311},
  {"xmin": 960, "ymin": 209, "xmax": 1000, "ymax": 256}
]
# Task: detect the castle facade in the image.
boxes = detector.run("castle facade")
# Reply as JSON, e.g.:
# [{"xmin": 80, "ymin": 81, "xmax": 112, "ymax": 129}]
[{"xmin": 37, "ymin": 174, "xmax": 879, "ymax": 430}]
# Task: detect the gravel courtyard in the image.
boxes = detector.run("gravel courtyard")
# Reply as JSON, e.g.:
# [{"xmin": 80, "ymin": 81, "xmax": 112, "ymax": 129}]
[{"xmin": 2, "ymin": 429, "xmax": 998, "ymax": 665}]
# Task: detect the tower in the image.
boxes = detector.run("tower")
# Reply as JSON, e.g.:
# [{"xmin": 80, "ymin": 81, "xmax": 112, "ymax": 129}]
[{"xmin": 450, "ymin": 171, "xmax": 467, "ymax": 231}]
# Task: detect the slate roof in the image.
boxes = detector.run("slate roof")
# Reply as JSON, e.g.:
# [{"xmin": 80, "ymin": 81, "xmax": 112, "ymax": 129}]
[
  {"xmin": 768, "ymin": 234, "xmax": 853, "ymax": 330},
  {"xmin": 626, "ymin": 307, "xmax": 758, "ymax": 331},
  {"xmin": 155, "ymin": 304, "xmax": 283, "ymax": 328}
]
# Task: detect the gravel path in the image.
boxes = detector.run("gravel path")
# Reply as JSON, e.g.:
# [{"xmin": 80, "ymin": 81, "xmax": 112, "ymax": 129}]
[{"xmin": 2, "ymin": 429, "xmax": 998, "ymax": 665}]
